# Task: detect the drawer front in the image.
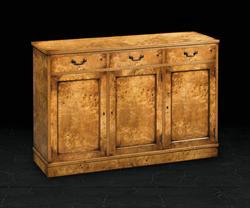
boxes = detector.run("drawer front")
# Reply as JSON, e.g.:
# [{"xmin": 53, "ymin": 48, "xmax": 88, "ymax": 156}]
[
  {"xmin": 166, "ymin": 45, "xmax": 216, "ymax": 65},
  {"xmin": 51, "ymin": 53, "xmax": 107, "ymax": 73},
  {"xmin": 110, "ymin": 49, "xmax": 162, "ymax": 68}
]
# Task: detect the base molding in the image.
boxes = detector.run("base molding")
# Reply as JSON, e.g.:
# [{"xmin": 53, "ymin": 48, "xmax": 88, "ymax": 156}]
[{"xmin": 33, "ymin": 144, "xmax": 219, "ymax": 177}]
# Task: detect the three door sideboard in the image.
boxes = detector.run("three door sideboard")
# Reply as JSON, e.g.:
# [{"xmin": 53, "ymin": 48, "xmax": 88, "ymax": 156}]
[{"xmin": 32, "ymin": 32, "xmax": 219, "ymax": 177}]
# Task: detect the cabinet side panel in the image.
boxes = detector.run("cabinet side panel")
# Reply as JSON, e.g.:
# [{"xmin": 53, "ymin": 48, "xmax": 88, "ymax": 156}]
[
  {"xmin": 33, "ymin": 48, "xmax": 48, "ymax": 160},
  {"xmin": 216, "ymin": 44, "xmax": 219, "ymax": 142}
]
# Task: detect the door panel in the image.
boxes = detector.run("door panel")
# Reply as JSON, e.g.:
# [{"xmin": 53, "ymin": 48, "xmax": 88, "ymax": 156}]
[
  {"xmin": 50, "ymin": 72, "xmax": 107, "ymax": 161},
  {"xmin": 171, "ymin": 70, "xmax": 209, "ymax": 140},
  {"xmin": 164, "ymin": 63, "xmax": 216, "ymax": 148},
  {"xmin": 110, "ymin": 68, "xmax": 163, "ymax": 155},
  {"xmin": 58, "ymin": 79, "xmax": 100, "ymax": 153},
  {"xmin": 116, "ymin": 75, "xmax": 156, "ymax": 147}
]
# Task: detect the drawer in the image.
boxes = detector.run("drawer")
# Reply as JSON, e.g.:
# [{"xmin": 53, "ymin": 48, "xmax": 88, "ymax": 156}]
[
  {"xmin": 110, "ymin": 49, "xmax": 162, "ymax": 68},
  {"xmin": 166, "ymin": 45, "xmax": 216, "ymax": 65},
  {"xmin": 51, "ymin": 53, "xmax": 107, "ymax": 73}
]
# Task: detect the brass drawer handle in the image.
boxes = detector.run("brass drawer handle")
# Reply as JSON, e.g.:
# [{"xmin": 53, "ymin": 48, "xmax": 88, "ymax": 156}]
[
  {"xmin": 128, "ymin": 54, "xmax": 144, "ymax": 61},
  {"xmin": 184, "ymin": 51, "xmax": 198, "ymax": 57},
  {"xmin": 71, "ymin": 58, "xmax": 87, "ymax": 65}
]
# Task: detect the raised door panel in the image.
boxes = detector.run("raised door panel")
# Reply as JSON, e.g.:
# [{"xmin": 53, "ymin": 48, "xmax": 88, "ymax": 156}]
[
  {"xmin": 50, "ymin": 72, "xmax": 107, "ymax": 161},
  {"xmin": 116, "ymin": 75, "xmax": 155, "ymax": 147},
  {"xmin": 58, "ymin": 80, "xmax": 100, "ymax": 153},
  {"xmin": 109, "ymin": 68, "xmax": 163, "ymax": 155},
  {"xmin": 164, "ymin": 63, "xmax": 216, "ymax": 148},
  {"xmin": 171, "ymin": 70, "xmax": 209, "ymax": 140}
]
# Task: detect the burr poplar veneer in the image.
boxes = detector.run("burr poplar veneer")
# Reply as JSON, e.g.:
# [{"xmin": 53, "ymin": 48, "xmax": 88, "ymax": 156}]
[{"xmin": 32, "ymin": 32, "xmax": 219, "ymax": 177}]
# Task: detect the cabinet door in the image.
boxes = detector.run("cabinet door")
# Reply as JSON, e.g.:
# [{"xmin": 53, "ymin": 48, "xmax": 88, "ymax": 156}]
[
  {"xmin": 109, "ymin": 68, "xmax": 163, "ymax": 155},
  {"xmin": 50, "ymin": 72, "xmax": 107, "ymax": 162},
  {"xmin": 164, "ymin": 63, "xmax": 217, "ymax": 148}
]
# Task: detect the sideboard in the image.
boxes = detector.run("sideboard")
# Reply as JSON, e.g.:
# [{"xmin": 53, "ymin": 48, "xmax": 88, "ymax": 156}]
[{"xmin": 32, "ymin": 32, "xmax": 219, "ymax": 177}]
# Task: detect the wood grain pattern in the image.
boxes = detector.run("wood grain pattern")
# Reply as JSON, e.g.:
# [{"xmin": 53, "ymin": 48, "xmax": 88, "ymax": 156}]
[
  {"xmin": 33, "ymin": 48, "xmax": 49, "ymax": 160},
  {"xmin": 215, "ymin": 45, "xmax": 219, "ymax": 142},
  {"xmin": 116, "ymin": 75, "xmax": 156, "ymax": 147},
  {"xmin": 51, "ymin": 53, "xmax": 107, "ymax": 73},
  {"xmin": 171, "ymin": 70, "xmax": 209, "ymax": 140},
  {"xmin": 109, "ymin": 68, "xmax": 163, "ymax": 155},
  {"xmin": 32, "ymin": 32, "xmax": 219, "ymax": 177},
  {"xmin": 164, "ymin": 67, "xmax": 172, "ymax": 147},
  {"xmin": 209, "ymin": 63, "xmax": 217, "ymax": 143},
  {"xmin": 171, "ymin": 137, "xmax": 211, "ymax": 149},
  {"xmin": 166, "ymin": 45, "xmax": 216, "ymax": 65},
  {"xmin": 32, "ymin": 32, "xmax": 219, "ymax": 55},
  {"xmin": 33, "ymin": 145, "xmax": 218, "ymax": 177},
  {"xmin": 58, "ymin": 79, "xmax": 100, "ymax": 153},
  {"xmin": 108, "ymin": 71, "xmax": 116, "ymax": 156},
  {"xmin": 33, "ymin": 148, "xmax": 48, "ymax": 175},
  {"xmin": 110, "ymin": 49, "xmax": 162, "ymax": 68},
  {"xmin": 50, "ymin": 73, "xmax": 107, "ymax": 162}
]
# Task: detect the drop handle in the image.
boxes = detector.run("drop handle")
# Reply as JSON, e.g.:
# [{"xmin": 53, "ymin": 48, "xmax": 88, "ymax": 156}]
[
  {"xmin": 128, "ymin": 54, "xmax": 144, "ymax": 61},
  {"xmin": 184, "ymin": 51, "xmax": 198, "ymax": 57},
  {"xmin": 71, "ymin": 58, "xmax": 87, "ymax": 65}
]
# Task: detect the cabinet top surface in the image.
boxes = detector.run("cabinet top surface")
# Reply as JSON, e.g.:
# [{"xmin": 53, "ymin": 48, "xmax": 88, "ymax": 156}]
[{"xmin": 32, "ymin": 32, "xmax": 219, "ymax": 55}]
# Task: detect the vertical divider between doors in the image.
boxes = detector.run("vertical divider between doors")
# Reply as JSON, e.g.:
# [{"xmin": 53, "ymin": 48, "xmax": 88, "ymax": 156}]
[
  {"xmin": 164, "ymin": 50, "xmax": 172, "ymax": 148},
  {"xmin": 106, "ymin": 53, "xmax": 116, "ymax": 156},
  {"xmin": 160, "ymin": 49, "xmax": 166, "ymax": 149},
  {"xmin": 109, "ymin": 70, "xmax": 116, "ymax": 156},
  {"xmin": 100, "ymin": 71, "xmax": 107, "ymax": 156},
  {"xmin": 156, "ymin": 67, "xmax": 163, "ymax": 149},
  {"xmin": 106, "ymin": 54, "xmax": 111, "ymax": 156}
]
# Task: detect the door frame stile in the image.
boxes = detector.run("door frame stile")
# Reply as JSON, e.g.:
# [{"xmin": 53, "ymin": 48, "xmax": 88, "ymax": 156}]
[{"xmin": 209, "ymin": 62, "xmax": 217, "ymax": 143}]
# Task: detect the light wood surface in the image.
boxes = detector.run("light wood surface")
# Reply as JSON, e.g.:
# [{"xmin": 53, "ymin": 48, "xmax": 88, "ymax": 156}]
[
  {"xmin": 33, "ymin": 32, "xmax": 219, "ymax": 177},
  {"xmin": 51, "ymin": 53, "xmax": 107, "ymax": 73},
  {"xmin": 33, "ymin": 48, "xmax": 49, "ymax": 160},
  {"xmin": 171, "ymin": 70, "xmax": 209, "ymax": 140},
  {"xmin": 166, "ymin": 44, "xmax": 216, "ymax": 65},
  {"xmin": 32, "ymin": 32, "xmax": 219, "ymax": 55},
  {"xmin": 110, "ymin": 49, "xmax": 162, "ymax": 68},
  {"xmin": 34, "ymin": 144, "xmax": 218, "ymax": 177}
]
